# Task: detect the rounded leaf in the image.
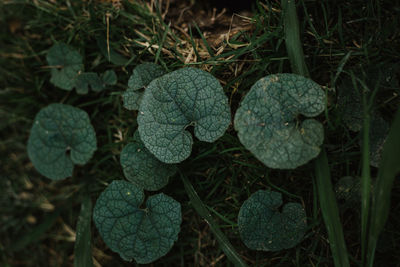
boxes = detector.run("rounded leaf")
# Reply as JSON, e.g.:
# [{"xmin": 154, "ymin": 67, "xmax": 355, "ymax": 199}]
[
  {"xmin": 27, "ymin": 104, "xmax": 97, "ymax": 180},
  {"xmin": 234, "ymin": 73, "xmax": 325, "ymax": 169},
  {"xmin": 138, "ymin": 67, "xmax": 231, "ymax": 163},
  {"xmin": 93, "ymin": 180, "xmax": 182, "ymax": 264},
  {"xmin": 238, "ymin": 190, "xmax": 307, "ymax": 251},
  {"xmin": 46, "ymin": 43, "xmax": 83, "ymax": 91},
  {"xmin": 120, "ymin": 131, "xmax": 176, "ymax": 191},
  {"xmin": 123, "ymin": 63, "xmax": 166, "ymax": 111},
  {"xmin": 75, "ymin": 72, "xmax": 103, "ymax": 94}
]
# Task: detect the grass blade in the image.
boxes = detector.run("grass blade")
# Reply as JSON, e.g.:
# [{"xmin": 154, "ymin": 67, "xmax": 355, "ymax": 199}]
[
  {"xmin": 281, "ymin": 0, "xmax": 309, "ymax": 77},
  {"xmin": 315, "ymin": 149, "xmax": 350, "ymax": 267},
  {"xmin": 180, "ymin": 173, "xmax": 248, "ymax": 267},
  {"xmin": 74, "ymin": 195, "xmax": 93, "ymax": 267},
  {"xmin": 367, "ymin": 108, "xmax": 400, "ymax": 267}
]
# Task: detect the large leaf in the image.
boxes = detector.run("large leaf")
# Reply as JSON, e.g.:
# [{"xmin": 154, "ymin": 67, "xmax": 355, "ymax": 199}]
[
  {"xmin": 138, "ymin": 67, "xmax": 231, "ymax": 163},
  {"xmin": 27, "ymin": 104, "xmax": 97, "ymax": 180},
  {"xmin": 120, "ymin": 131, "xmax": 176, "ymax": 191},
  {"xmin": 46, "ymin": 43, "xmax": 83, "ymax": 91},
  {"xmin": 123, "ymin": 63, "xmax": 166, "ymax": 111},
  {"xmin": 93, "ymin": 180, "xmax": 181, "ymax": 264},
  {"xmin": 238, "ymin": 190, "xmax": 307, "ymax": 251},
  {"xmin": 234, "ymin": 73, "xmax": 325, "ymax": 169}
]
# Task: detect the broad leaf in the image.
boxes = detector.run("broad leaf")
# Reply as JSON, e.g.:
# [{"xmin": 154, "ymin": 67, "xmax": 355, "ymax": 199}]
[
  {"xmin": 238, "ymin": 190, "xmax": 307, "ymax": 251},
  {"xmin": 46, "ymin": 43, "xmax": 83, "ymax": 90},
  {"xmin": 234, "ymin": 73, "xmax": 325, "ymax": 169},
  {"xmin": 138, "ymin": 67, "xmax": 231, "ymax": 163},
  {"xmin": 120, "ymin": 131, "xmax": 176, "ymax": 191},
  {"xmin": 27, "ymin": 104, "xmax": 97, "ymax": 180},
  {"xmin": 102, "ymin": 70, "xmax": 117, "ymax": 86},
  {"xmin": 93, "ymin": 180, "xmax": 182, "ymax": 264},
  {"xmin": 123, "ymin": 63, "xmax": 166, "ymax": 111},
  {"xmin": 75, "ymin": 72, "xmax": 104, "ymax": 94}
]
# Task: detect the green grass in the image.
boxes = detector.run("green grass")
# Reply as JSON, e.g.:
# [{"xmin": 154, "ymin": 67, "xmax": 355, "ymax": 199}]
[{"xmin": 1, "ymin": 0, "xmax": 400, "ymax": 266}]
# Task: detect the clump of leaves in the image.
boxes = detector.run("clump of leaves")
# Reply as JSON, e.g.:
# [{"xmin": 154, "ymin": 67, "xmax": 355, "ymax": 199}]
[
  {"xmin": 238, "ymin": 190, "xmax": 307, "ymax": 251},
  {"xmin": 234, "ymin": 73, "xmax": 326, "ymax": 169},
  {"xmin": 120, "ymin": 131, "xmax": 176, "ymax": 191},
  {"xmin": 122, "ymin": 63, "xmax": 166, "ymax": 110},
  {"xmin": 138, "ymin": 67, "xmax": 231, "ymax": 163},
  {"xmin": 93, "ymin": 180, "xmax": 182, "ymax": 264},
  {"xmin": 46, "ymin": 42, "xmax": 117, "ymax": 94},
  {"xmin": 27, "ymin": 104, "xmax": 97, "ymax": 180}
]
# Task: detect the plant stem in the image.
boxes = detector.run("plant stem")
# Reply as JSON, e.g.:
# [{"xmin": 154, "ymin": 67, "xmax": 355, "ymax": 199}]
[
  {"xmin": 180, "ymin": 173, "xmax": 248, "ymax": 267},
  {"xmin": 366, "ymin": 108, "xmax": 400, "ymax": 267},
  {"xmin": 315, "ymin": 150, "xmax": 350, "ymax": 267}
]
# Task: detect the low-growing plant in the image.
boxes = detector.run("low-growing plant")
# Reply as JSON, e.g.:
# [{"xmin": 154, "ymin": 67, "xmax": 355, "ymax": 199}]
[{"xmin": 24, "ymin": 2, "xmax": 400, "ymax": 266}]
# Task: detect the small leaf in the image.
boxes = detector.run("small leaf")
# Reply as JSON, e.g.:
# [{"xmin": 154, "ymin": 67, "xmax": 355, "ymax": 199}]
[
  {"xmin": 120, "ymin": 131, "xmax": 176, "ymax": 191},
  {"xmin": 138, "ymin": 67, "xmax": 231, "ymax": 163},
  {"xmin": 27, "ymin": 104, "xmax": 97, "ymax": 180},
  {"xmin": 75, "ymin": 72, "xmax": 104, "ymax": 94},
  {"xmin": 102, "ymin": 70, "xmax": 117, "ymax": 86},
  {"xmin": 93, "ymin": 180, "xmax": 182, "ymax": 264},
  {"xmin": 238, "ymin": 190, "xmax": 307, "ymax": 251},
  {"xmin": 234, "ymin": 73, "xmax": 325, "ymax": 169},
  {"xmin": 46, "ymin": 43, "xmax": 83, "ymax": 91},
  {"xmin": 123, "ymin": 63, "xmax": 166, "ymax": 111}
]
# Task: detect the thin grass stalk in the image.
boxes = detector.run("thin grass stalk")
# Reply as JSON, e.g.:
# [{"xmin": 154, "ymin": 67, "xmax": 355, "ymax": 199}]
[
  {"xmin": 282, "ymin": 1, "xmax": 349, "ymax": 266},
  {"xmin": 366, "ymin": 108, "xmax": 400, "ymax": 267},
  {"xmin": 315, "ymin": 150, "xmax": 350, "ymax": 267},
  {"xmin": 281, "ymin": 0, "xmax": 309, "ymax": 77},
  {"xmin": 180, "ymin": 173, "xmax": 248, "ymax": 267}
]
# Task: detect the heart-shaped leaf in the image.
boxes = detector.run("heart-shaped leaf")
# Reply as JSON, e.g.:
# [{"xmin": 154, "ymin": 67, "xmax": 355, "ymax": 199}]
[
  {"xmin": 234, "ymin": 73, "xmax": 325, "ymax": 169},
  {"xmin": 93, "ymin": 180, "xmax": 182, "ymax": 264},
  {"xmin": 120, "ymin": 131, "xmax": 176, "ymax": 191},
  {"xmin": 138, "ymin": 67, "xmax": 231, "ymax": 163},
  {"xmin": 75, "ymin": 72, "xmax": 104, "ymax": 94},
  {"xmin": 46, "ymin": 43, "xmax": 83, "ymax": 91},
  {"xmin": 238, "ymin": 190, "xmax": 307, "ymax": 251},
  {"xmin": 27, "ymin": 104, "xmax": 97, "ymax": 180},
  {"xmin": 123, "ymin": 63, "xmax": 166, "ymax": 111}
]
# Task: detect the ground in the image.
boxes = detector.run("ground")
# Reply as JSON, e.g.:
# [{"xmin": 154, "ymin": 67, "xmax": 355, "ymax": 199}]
[{"xmin": 1, "ymin": 0, "xmax": 399, "ymax": 266}]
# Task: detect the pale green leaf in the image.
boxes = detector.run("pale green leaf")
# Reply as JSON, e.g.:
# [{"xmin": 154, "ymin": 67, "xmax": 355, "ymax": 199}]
[
  {"xmin": 234, "ymin": 73, "xmax": 325, "ymax": 169},
  {"xmin": 138, "ymin": 67, "xmax": 231, "ymax": 163}
]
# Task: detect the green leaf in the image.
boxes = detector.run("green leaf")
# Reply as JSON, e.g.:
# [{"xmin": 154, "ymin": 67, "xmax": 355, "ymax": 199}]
[
  {"xmin": 123, "ymin": 63, "xmax": 166, "ymax": 111},
  {"xmin": 93, "ymin": 180, "xmax": 182, "ymax": 264},
  {"xmin": 27, "ymin": 104, "xmax": 97, "ymax": 180},
  {"xmin": 238, "ymin": 190, "xmax": 307, "ymax": 251},
  {"xmin": 96, "ymin": 36, "xmax": 129, "ymax": 66},
  {"xmin": 46, "ymin": 43, "xmax": 83, "ymax": 91},
  {"xmin": 234, "ymin": 73, "xmax": 325, "ymax": 169},
  {"xmin": 138, "ymin": 67, "xmax": 231, "ymax": 163},
  {"xmin": 74, "ymin": 195, "xmax": 93, "ymax": 267},
  {"xmin": 102, "ymin": 70, "xmax": 117, "ymax": 86},
  {"xmin": 75, "ymin": 72, "xmax": 104, "ymax": 94},
  {"xmin": 120, "ymin": 131, "xmax": 176, "ymax": 191}
]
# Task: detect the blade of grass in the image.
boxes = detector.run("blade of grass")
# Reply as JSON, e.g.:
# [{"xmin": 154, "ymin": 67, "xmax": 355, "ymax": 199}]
[
  {"xmin": 281, "ymin": 0, "xmax": 309, "ymax": 77},
  {"xmin": 180, "ymin": 173, "xmax": 248, "ymax": 267},
  {"xmin": 74, "ymin": 195, "xmax": 93, "ymax": 267},
  {"xmin": 366, "ymin": 108, "xmax": 400, "ymax": 267},
  {"xmin": 315, "ymin": 149, "xmax": 350, "ymax": 267}
]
